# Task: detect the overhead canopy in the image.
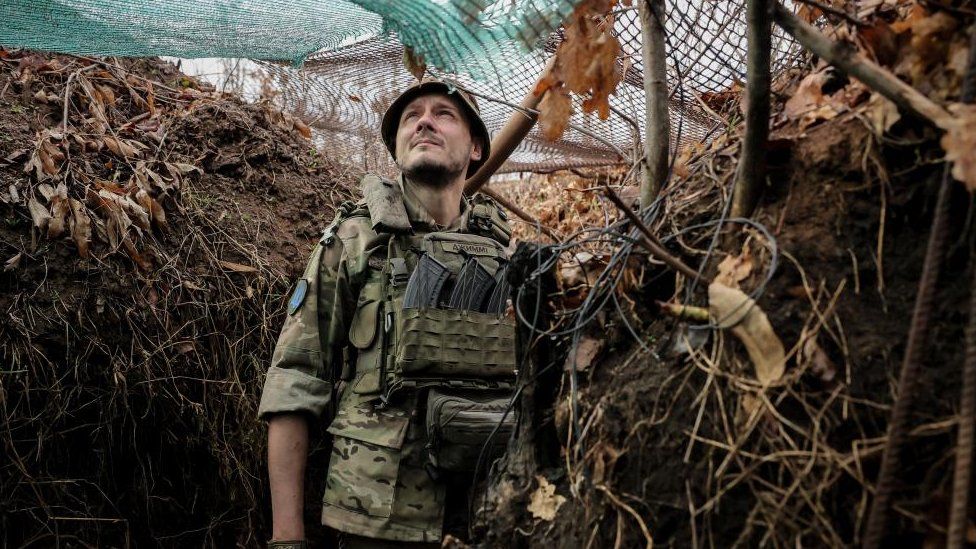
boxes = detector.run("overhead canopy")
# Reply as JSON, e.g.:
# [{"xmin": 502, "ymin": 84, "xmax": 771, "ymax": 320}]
[{"xmin": 1, "ymin": 0, "xmax": 804, "ymax": 174}]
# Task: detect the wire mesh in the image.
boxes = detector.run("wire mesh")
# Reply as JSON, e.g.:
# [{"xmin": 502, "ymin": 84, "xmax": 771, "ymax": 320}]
[
  {"xmin": 1, "ymin": 0, "xmax": 807, "ymax": 175},
  {"xmin": 263, "ymin": 1, "xmax": 805, "ymax": 175}
]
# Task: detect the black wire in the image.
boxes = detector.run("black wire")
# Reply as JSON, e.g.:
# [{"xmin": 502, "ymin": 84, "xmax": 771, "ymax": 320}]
[
  {"xmin": 468, "ymin": 224, "xmax": 546, "ymax": 536},
  {"xmin": 465, "ymin": 3, "xmax": 785, "ymax": 518}
]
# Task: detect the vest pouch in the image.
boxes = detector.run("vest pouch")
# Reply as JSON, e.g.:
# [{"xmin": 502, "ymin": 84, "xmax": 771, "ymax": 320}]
[
  {"xmin": 395, "ymin": 307, "xmax": 516, "ymax": 378},
  {"xmin": 350, "ymin": 292, "xmax": 384, "ymax": 394},
  {"xmin": 425, "ymin": 389, "xmax": 515, "ymax": 472},
  {"xmin": 349, "ymin": 299, "xmax": 380, "ymax": 349}
]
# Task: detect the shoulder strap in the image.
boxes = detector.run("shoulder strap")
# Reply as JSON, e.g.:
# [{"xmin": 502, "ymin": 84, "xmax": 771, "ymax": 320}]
[{"xmin": 361, "ymin": 174, "xmax": 411, "ymax": 234}]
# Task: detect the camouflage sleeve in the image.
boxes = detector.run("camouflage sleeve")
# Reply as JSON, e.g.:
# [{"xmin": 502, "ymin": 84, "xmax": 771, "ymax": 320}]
[{"xmin": 258, "ymin": 225, "xmax": 353, "ymax": 420}]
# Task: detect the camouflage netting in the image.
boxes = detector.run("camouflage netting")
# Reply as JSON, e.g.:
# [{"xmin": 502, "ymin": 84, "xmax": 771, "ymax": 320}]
[
  {"xmin": 265, "ymin": 1, "xmax": 805, "ymax": 174},
  {"xmin": 1, "ymin": 0, "xmax": 806, "ymax": 175}
]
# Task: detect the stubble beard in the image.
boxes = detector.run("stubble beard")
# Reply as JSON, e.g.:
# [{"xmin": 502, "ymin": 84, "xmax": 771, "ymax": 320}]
[{"xmin": 400, "ymin": 154, "xmax": 466, "ymax": 190}]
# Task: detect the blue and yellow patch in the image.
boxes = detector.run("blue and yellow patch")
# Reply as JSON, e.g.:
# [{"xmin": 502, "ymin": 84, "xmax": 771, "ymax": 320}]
[{"xmin": 287, "ymin": 279, "xmax": 309, "ymax": 315}]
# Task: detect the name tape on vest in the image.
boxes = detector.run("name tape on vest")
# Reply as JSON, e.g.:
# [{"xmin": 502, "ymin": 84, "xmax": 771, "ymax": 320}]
[{"xmin": 444, "ymin": 242, "xmax": 497, "ymax": 256}]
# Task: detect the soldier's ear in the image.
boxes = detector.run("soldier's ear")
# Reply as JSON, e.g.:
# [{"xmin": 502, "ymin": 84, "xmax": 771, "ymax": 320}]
[{"xmin": 470, "ymin": 138, "xmax": 483, "ymax": 162}]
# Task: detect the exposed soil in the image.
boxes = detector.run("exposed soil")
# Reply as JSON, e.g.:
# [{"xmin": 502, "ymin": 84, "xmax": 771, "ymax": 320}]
[
  {"xmin": 485, "ymin": 98, "xmax": 974, "ymax": 548},
  {"xmin": 0, "ymin": 52, "xmax": 358, "ymax": 547}
]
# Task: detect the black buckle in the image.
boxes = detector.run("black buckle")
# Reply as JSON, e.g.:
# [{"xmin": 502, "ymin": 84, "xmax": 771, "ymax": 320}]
[{"xmin": 389, "ymin": 257, "xmax": 409, "ymax": 286}]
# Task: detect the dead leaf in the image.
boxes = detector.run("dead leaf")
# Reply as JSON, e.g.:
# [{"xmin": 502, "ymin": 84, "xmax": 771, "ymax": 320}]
[
  {"xmin": 856, "ymin": 20, "xmax": 898, "ymax": 66},
  {"xmin": 182, "ymin": 280, "xmax": 207, "ymax": 291},
  {"xmin": 122, "ymin": 237, "xmax": 152, "ymax": 271},
  {"xmin": 403, "ymin": 47, "xmax": 427, "ymax": 81},
  {"xmin": 118, "ymin": 194, "xmax": 151, "ymax": 232},
  {"xmin": 95, "ymin": 84, "xmax": 116, "ymax": 106},
  {"xmin": 559, "ymin": 251, "xmax": 604, "ymax": 288},
  {"xmin": 68, "ymin": 198, "xmax": 91, "ymax": 258},
  {"xmin": 219, "ymin": 260, "xmax": 258, "ymax": 273},
  {"xmin": 941, "ymin": 103, "xmax": 976, "ymax": 191},
  {"xmin": 24, "ymin": 131, "xmax": 65, "ymax": 180},
  {"xmin": 714, "ymin": 249, "xmax": 754, "ymax": 289},
  {"xmin": 801, "ymin": 331, "xmax": 838, "ymax": 383},
  {"xmin": 171, "ymin": 162, "xmax": 201, "ymax": 175},
  {"xmin": 95, "ymin": 179, "xmax": 126, "ymax": 195},
  {"xmin": 48, "ymin": 193, "xmax": 70, "ymax": 239},
  {"xmin": 538, "ymin": 88, "xmax": 572, "ymax": 141},
  {"xmin": 783, "ymin": 70, "xmax": 841, "ymax": 129},
  {"xmin": 147, "ymin": 166, "xmax": 175, "ymax": 193},
  {"xmin": 103, "ymin": 135, "xmax": 145, "ymax": 159},
  {"xmin": 27, "ymin": 196, "xmax": 52, "ymax": 231},
  {"xmin": 709, "ymin": 282, "xmax": 786, "ymax": 385},
  {"xmin": 133, "ymin": 116, "xmax": 161, "ymax": 134},
  {"xmin": 135, "ymin": 189, "xmax": 167, "ymax": 229},
  {"xmin": 893, "ymin": 10, "xmax": 960, "ymax": 90},
  {"xmin": 163, "ymin": 162, "xmax": 200, "ymax": 190},
  {"xmin": 865, "ymin": 92, "xmax": 901, "ymax": 136},
  {"xmin": 34, "ymin": 89, "xmax": 50, "ymax": 103},
  {"xmin": 797, "ymin": 3, "xmax": 822, "ymax": 23},
  {"xmin": 39, "ymin": 140, "xmax": 64, "ymax": 176},
  {"xmin": 4, "ymin": 184, "xmax": 20, "ymax": 204},
  {"xmin": 534, "ymin": 0, "xmax": 623, "ymax": 140},
  {"xmin": 4, "ymin": 252, "xmax": 23, "ymax": 272},
  {"xmin": 33, "ymin": 184, "xmax": 53, "ymax": 203},
  {"xmin": 1, "ymin": 148, "xmax": 27, "ymax": 167},
  {"xmin": 102, "ymin": 136, "xmax": 123, "ymax": 156},
  {"xmin": 93, "ymin": 189, "xmax": 133, "ymax": 250},
  {"xmin": 564, "ymin": 335, "xmax": 603, "ymax": 372},
  {"xmin": 293, "ymin": 118, "xmax": 312, "ymax": 139},
  {"xmin": 527, "ymin": 476, "xmax": 566, "ymax": 521}
]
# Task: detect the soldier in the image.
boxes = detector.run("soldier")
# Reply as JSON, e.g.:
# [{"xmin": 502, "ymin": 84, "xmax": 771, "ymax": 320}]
[{"xmin": 259, "ymin": 80, "xmax": 517, "ymax": 549}]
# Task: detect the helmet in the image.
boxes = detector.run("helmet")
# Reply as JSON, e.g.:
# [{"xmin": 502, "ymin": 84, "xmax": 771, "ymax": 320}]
[{"xmin": 381, "ymin": 79, "xmax": 491, "ymax": 177}]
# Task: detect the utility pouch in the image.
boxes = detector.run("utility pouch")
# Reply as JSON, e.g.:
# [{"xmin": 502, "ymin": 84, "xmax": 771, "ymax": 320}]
[
  {"xmin": 425, "ymin": 389, "xmax": 515, "ymax": 472},
  {"xmin": 395, "ymin": 308, "xmax": 516, "ymax": 378}
]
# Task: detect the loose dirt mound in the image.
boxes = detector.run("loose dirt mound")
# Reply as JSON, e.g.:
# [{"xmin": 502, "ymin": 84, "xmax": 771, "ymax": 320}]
[{"xmin": 0, "ymin": 51, "xmax": 357, "ymax": 547}]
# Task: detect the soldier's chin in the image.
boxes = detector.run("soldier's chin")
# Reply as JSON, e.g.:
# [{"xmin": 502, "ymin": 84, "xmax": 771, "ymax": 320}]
[{"xmin": 402, "ymin": 157, "xmax": 462, "ymax": 188}]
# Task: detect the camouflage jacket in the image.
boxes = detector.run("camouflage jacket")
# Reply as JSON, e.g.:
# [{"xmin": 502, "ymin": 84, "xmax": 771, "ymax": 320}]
[{"xmin": 258, "ymin": 174, "xmax": 510, "ymax": 542}]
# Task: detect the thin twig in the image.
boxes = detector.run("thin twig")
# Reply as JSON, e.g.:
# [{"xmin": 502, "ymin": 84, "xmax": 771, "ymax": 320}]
[
  {"xmin": 602, "ymin": 185, "xmax": 700, "ymax": 280},
  {"xmin": 772, "ymin": 2, "xmax": 953, "ymax": 131},
  {"xmin": 595, "ymin": 484, "xmax": 654, "ymax": 549}
]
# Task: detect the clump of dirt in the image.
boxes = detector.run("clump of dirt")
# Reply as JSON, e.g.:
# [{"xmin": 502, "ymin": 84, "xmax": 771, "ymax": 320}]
[{"xmin": 0, "ymin": 50, "xmax": 358, "ymax": 547}]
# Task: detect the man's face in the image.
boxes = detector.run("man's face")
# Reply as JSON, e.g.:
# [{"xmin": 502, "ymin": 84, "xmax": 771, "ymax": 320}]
[{"xmin": 394, "ymin": 93, "xmax": 482, "ymax": 184}]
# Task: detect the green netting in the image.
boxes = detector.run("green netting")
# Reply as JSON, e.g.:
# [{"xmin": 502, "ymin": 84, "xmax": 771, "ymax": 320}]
[
  {"xmin": 0, "ymin": 0, "xmax": 579, "ymax": 79},
  {"xmin": 1, "ymin": 0, "xmax": 808, "ymax": 174}
]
